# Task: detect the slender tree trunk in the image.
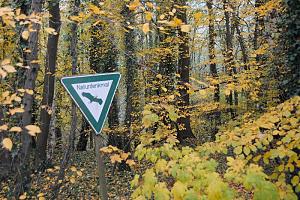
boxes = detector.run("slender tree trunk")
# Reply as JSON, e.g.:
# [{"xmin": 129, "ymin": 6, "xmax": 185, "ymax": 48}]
[
  {"xmin": 207, "ymin": 0, "xmax": 220, "ymax": 140},
  {"xmin": 76, "ymin": 119, "xmax": 89, "ymax": 151},
  {"xmin": 51, "ymin": 0, "xmax": 79, "ymax": 197},
  {"xmin": 253, "ymin": 0, "xmax": 265, "ymax": 52},
  {"xmin": 0, "ymin": 107, "xmax": 11, "ymax": 179},
  {"xmin": 14, "ymin": 0, "xmax": 43, "ymax": 196},
  {"xmin": 223, "ymin": 0, "xmax": 238, "ymax": 118},
  {"xmin": 176, "ymin": 0, "xmax": 195, "ymax": 143},
  {"xmin": 36, "ymin": 0, "xmax": 61, "ymax": 168},
  {"xmin": 231, "ymin": 4, "xmax": 248, "ymax": 69},
  {"xmin": 123, "ymin": 5, "xmax": 139, "ymax": 133},
  {"xmin": 282, "ymin": 0, "xmax": 300, "ymax": 99}
]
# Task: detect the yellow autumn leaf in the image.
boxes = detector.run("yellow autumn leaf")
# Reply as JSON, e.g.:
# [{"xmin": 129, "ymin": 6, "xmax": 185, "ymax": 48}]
[
  {"xmin": 70, "ymin": 166, "xmax": 77, "ymax": 172},
  {"xmin": 77, "ymin": 171, "xmax": 83, "ymax": 176},
  {"xmin": 156, "ymin": 74, "xmax": 162, "ymax": 79},
  {"xmin": 25, "ymin": 89, "xmax": 34, "ymax": 95},
  {"xmin": 159, "ymin": 14, "xmax": 165, "ymax": 20},
  {"xmin": 25, "ymin": 125, "xmax": 41, "ymax": 136},
  {"xmin": 145, "ymin": 11, "xmax": 152, "ymax": 21},
  {"xmin": 120, "ymin": 152, "xmax": 130, "ymax": 160},
  {"xmin": 224, "ymin": 88, "xmax": 231, "ymax": 96},
  {"xmin": 145, "ymin": 2, "xmax": 153, "ymax": 8},
  {"xmin": 180, "ymin": 24, "xmax": 191, "ymax": 33},
  {"xmin": 194, "ymin": 12, "xmax": 203, "ymax": 22},
  {"xmin": 291, "ymin": 175, "xmax": 299, "ymax": 186},
  {"xmin": 9, "ymin": 126, "xmax": 22, "ymax": 132},
  {"xmin": 45, "ymin": 27, "xmax": 57, "ymax": 35},
  {"xmin": 0, "ymin": 68, "xmax": 7, "ymax": 78},
  {"xmin": 21, "ymin": 30, "xmax": 29, "ymax": 40},
  {"xmin": 19, "ymin": 193, "xmax": 27, "ymax": 200},
  {"xmin": 168, "ymin": 17, "xmax": 182, "ymax": 27},
  {"xmin": 38, "ymin": 197, "xmax": 45, "ymax": 200},
  {"xmin": 110, "ymin": 154, "xmax": 122, "ymax": 163},
  {"xmin": 128, "ymin": 0, "xmax": 141, "ymax": 11},
  {"xmin": 161, "ymin": 87, "xmax": 167, "ymax": 92},
  {"xmin": 70, "ymin": 177, "xmax": 76, "ymax": 183},
  {"xmin": 2, "ymin": 65, "xmax": 16, "ymax": 73},
  {"xmin": 37, "ymin": 193, "xmax": 44, "ymax": 197},
  {"xmin": 18, "ymin": 88, "xmax": 25, "ymax": 93},
  {"xmin": 100, "ymin": 146, "xmax": 113, "ymax": 153},
  {"xmin": 126, "ymin": 159, "xmax": 136, "ymax": 167},
  {"xmin": 0, "ymin": 124, "xmax": 8, "ymax": 131},
  {"xmin": 1, "ymin": 58, "xmax": 10, "ymax": 66},
  {"xmin": 142, "ymin": 23, "xmax": 150, "ymax": 34},
  {"xmin": 2, "ymin": 138, "xmax": 13, "ymax": 151},
  {"xmin": 9, "ymin": 107, "xmax": 25, "ymax": 115},
  {"xmin": 14, "ymin": 96, "xmax": 22, "ymax": 102},
  {"xmin": 88, "ymin": 3, "xmax": 101, "ymax": 15}
]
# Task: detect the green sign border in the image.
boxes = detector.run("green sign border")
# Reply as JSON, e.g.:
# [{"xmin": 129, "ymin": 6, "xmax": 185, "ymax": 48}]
[{"xmin": 61, "ymin": 72, "xmax": 121, "ymax": 134}]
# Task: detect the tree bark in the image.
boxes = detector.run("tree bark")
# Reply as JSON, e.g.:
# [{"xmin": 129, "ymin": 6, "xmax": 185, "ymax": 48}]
[
  {"xmin": 176, "ymin": 0, "xmax": 195, "ymax": 143},
  {"xmin": 207, "ymin": 0, "xmax": 221, "ymax": 140},
  {"xmin": 51, "ymin": 0, "xmax": 79, "ymax": 197},
  {"xmin": 36, "ymin": 0, "xmax": 61, "ymax": 168},
  {"xmin": 223, "ymin": 0, "xmax": 238, "ymax": 118},
  {"xmin": 14, "ymin": 0, "xmax": 43, "ymax": 196},
  {"xmin": 122, "ymin": 5, "xmax": 140, "ymax": 134},
  {"xmin": 76, "ymin": 119, "xmax": 89, "ymax": 151},
  {"xmin": 282, "ymin": 0, "xmax": 300, "ymax": 99},
  {"xmin": 231, "ymin": 4, "xmax": 248, "ymax": 70}
]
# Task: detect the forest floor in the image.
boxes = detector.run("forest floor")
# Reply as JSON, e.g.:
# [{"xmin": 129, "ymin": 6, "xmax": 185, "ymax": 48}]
[{"xmin": 0, "ymin": 150, "xmax": 135, "ymax": 199}]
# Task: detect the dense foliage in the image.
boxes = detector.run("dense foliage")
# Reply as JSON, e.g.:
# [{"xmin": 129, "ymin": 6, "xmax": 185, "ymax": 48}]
[{"xmin": 0, "ymin": 0, "xmax": 299, "ymax": 199}]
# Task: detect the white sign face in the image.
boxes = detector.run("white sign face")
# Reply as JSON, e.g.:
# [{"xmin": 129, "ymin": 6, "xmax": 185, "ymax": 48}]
[{"xmin": 72, "ymin": 80, "xmax": 113, "ymax": 122}]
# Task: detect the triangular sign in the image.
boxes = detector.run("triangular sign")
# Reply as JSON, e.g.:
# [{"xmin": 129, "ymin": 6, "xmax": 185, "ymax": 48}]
[{"xmin": 61, "ymin": 72, "xmax": 121, "ymax": 134}]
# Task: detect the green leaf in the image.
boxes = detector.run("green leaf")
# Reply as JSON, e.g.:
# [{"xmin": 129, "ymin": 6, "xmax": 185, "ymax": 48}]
[
  {"xmin": 183, "ymin": 190, "xmax": 198, "ymax": 200},
  {"xmin": 172, "ymin": 181, "xmax": 187, "ymax": 200},
  {"xmin": 154, "ymin": 182, "xmax": 170, "ymax": 200},
  {"xmin": 234, "ymin": 146, "xmax": 243, "ymax": 155}
]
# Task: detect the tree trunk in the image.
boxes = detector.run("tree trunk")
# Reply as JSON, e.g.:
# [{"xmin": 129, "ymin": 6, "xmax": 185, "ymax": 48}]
[
  {"xmin": 15, "ymin": 0, "xmax": 43, "ymax": 196},
  {"xmin": 223, "ymin": 0, "xmax": 237, "ymax": 118},
  {"xmin": 51, "ymin": 0, "xmax": 79, "ymax": 197},
  {"xmin": 176, "ymin": 0, "xmax": 195, "ymax": 143},
  {"xmin": 207, "ymin": 0, "xmax": 220, "ymax": 140},
  {"xmin": 282, "ymin": 0, "xmax": 300, "ymax": 99},
  {"xmin": 122, "ymin": 5, "xmax": 139, "ymax": 133},
  {"xmin": 36, "ymin": 0, "xmax": 61, "ymax": 168},
  {"xmin": 231, "ymin": 4, "xmax": 248, "ymax": 70},
  {"xmin": 253, "ymin": 0, "xmax": 265, "ymax": 52},
  {"xmin": 76, "ymin": 119, "xmax": 89, "ymax": 151}
]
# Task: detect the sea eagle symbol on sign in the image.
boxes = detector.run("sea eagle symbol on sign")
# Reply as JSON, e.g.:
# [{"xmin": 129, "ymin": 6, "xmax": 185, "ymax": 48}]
[{"xmin": 82, "ymin": 92, "xmax": 103, "ymax": 105}]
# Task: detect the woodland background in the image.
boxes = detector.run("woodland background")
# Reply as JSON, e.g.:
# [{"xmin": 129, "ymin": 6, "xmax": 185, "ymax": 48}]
[{"xmin": 0, "ymin": 0, "xmax": 299, "ymax": 199}]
